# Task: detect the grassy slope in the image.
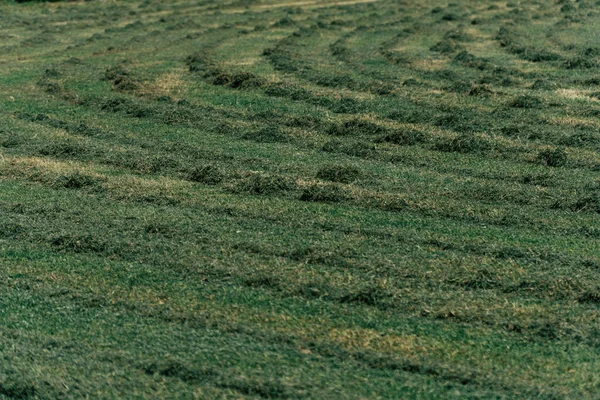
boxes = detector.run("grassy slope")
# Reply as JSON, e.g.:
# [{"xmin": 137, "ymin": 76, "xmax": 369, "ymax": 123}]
[{"xmin": 1, "ymin": 0, "xmax": 600, "ymax": 398}]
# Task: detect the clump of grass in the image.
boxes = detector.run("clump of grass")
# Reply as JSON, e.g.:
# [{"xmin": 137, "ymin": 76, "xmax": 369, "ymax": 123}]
[
  {"xmin": 286, "ymin": 246, "xmax": 352, "ymax": 268},
  {"xmin": 43, "ymin": 67, "xmax": 60, "ymax": 78},
  {"xmin": 185, "ymin": 52, "xmax": 210, "ymax": 73},
  {"xmin": 500, "ymin": 124, "xmax": 533, "ymax": 138},
  {"xmin": 441, "ymin": 12, "xmax": 459, "ymax": 21},
  {"xmin": 243, "ymin": 275, "xmax": 281, "ymax": 289},
  {"xmin": 571, "ymin": 193, "xmax": 600, "ymax": 213},
  {"xmin": 273, "ymin": 16, "xmax": 295, "ymax": 27},
  {"xmin": 453, "ymin": 269, "xmax": 503, "ymax": 290},
  {"xmin": 0, "ymin": 222, "xmax": 23, "ymax": 239},
  {"xmin": 443, "ymin": 29, "xmax": 474, "ymax": 42},
  {"xmin": 345, "ymin": 141, "xmax": 378, "ymax": 157},
  {"xmin": 282, "ymin": 114, "xmax": 321, "ymax": 129},
  {"xmin": 104, "ymin": 65, "xmax": 128, "ymax": 81},
  {"xmin": 144, "ymin": 222, "xmax": 176, "ymax": 237},
  {"xmin": 445, "ymin": 79, "xmax": 470, "ymax": 93},
  {"xmin": 231, "ymin": 173, "xmax": 295, "ymax": 195},
  {"xmin": 314, "ymin": 74, "xmax": 355, "ymax": 89},
  {"xmin": 64, "ymin": 56, "xmax": 81, "ymax": 64},
  {"xmin": 468, "ymin": 84, "xmax": 494, "ymax": 96},
  {"xmin": 263, "ymin": 47, "xmax": 298, "ymax": 73},
  {"xmin": 99, "ymin": 97, "xmax": 134, "ymax": 113},
  {"xmin": 520, "ymin": 173, "xmax": 553, "ymax": 186},
  {"xmin": 578, "ymin": 76, "xmax": 600, "ymax": 86},
  {"xmin": 331, "ymin": 97, "xmax": 364, "ymax": 114},
  {"xmin": 187, "ymin": 165, "xmax": 225, "ymax": 185},
  {"xmin": 375, "ymin": 128, "xmax": 426, "ymax": 145},
  {"xmin": 430, "ymin": 40, "xmax": 463, "ymax": 54},
  {"xmin": 37, "ymin": 78, "xmax": 65, "ymax": 95},
  {"xmin": 242, "ymin": 125, "xmax": 289, "ymax": 143},
  {"xmin": 434, "ymin": 135, "xmax": 493, "ymax": 154},
  {"xmin": 537, "ymin": 148, "xmax": 568, "ymax": 167},
  {"xmin": 589, "ymin": 92, "xmax": 600, "ymax": 100},
  {"xmin": 141, "ymin": 359, "xmax": 216, "ymax": 382},
  {"xmin": 402, "ymin": 78, "xmax": 422, "ymax": 86},
  {"xmin": 561, "ymin": 2, "xmax": 577, "ymax": 13},
  {"xmin": 156, "ymin": 95, "xmax": 174, "ymax": 103},
  {"xmin": 1, "ymin": 135, "xmax": 21, "ymax": 148},
  {"xmin": 559, "ymin": 132, "xmax": 600, "ymax": 147},
  {"xmin": 104, "ymin": 65, "xmax": 139, "ymax": 92},
  {"xmin": 134, "ymin": 194, "xmax": 180, "ymax": 206},
  {"xmin": 564, "ymin": 56, "xmax": 598, "ymax": 69},
  {"xmin": 50, "ymin": 234, "xmax": 108, "ymax": 254},
  {"xmin": 0, "ymin": 377, "xmax": 35, "ymax": 399},
  {"xmin": 38, "ymin": 140, "xmax": 89, "ymax": 158},
  {"xmin": 531, "ymin": 79, "xmax": 558, "ymax": 90},
  {"xmin": 368, "ymin": 81, "xmax": 394, "ymax": 95},
  {"xmin": 322, "ymin": 139, "xmax": 377, "ymax": 158},
  {"xmin": 294, "ymin": 282, "xmax": 329, "ymax": 299},
  {"xmin": 578, "ymin": 290, "xmax": 600, "ymax": 304},
  {"xmin": 321, "ymin": 140, "xmax": 342, "ymax": 152},
  {"xmin": 316, "ymin": 165, "xmax": 361, "ymax": 183},
  {"xmin": 338, "ymin": 286, "xmax": 391, "ymax": 308},
  {"xmin": 508, "ymin": 45, "xmax": 563, "ymax": 62},
  {"xmin": 508, "ymin": 95, "xmax": 544, "ymax": 108},
  {"xmin": 54, "ymin": 171, "xmax": 101, "ymax": 189},
  {"xmin": 185, "ymin": 32, "xmax": 201, "ymax": 40},
  {"xmin": 300, "ymin": 184, "xmax": 352, "ymax": 203},
  {"xmin": 263, "ymin": 82, "xmax": 312, "ymax": 101},
  {"xmin": 374, "ymin": 195, "xmax": 409, "ymax": 212},
  {"xmin": 453, "ymin": 51, "xmax": 490, "ymax": 69},
  {"xmin": 213, "ymin": 71, "xmax": 265, "ymax": 89}
]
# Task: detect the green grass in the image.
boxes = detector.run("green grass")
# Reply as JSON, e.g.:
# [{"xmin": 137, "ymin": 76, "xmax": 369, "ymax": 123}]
[{"xmin": 1, "ymin": 0, "xmax": 600, "ymax": 398}]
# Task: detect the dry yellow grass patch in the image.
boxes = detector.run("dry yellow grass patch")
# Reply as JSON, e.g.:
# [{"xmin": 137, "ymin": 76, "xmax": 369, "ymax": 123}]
[
  {"xmin": 224, "ymin": 0, "xmax": 379, "ymax": 14},
  {"xmin": 224, "ymin": 57, "xmax": 262, "ymax": 67},
  {"xmin": 549, "ymin": 116, "xmax": 599, "ymax": 128},
  {"xmin": 463, "ymin": 27, "xmax": 487, "ymax": 38},
  {"xmin": 468, "ymin": 40, "xmax": 500, "ymax": 53},
  {"xmin": 411, "ymin": 58, "xmax": 448, "ymax": 71},
  {"xmin": 4, "ymin": 156, "xmax": 98, "ymax": 176},
  {"xmin": 0, "ymin": 155, "xmax": 195, "ymax": 196},
  {"xmin": 329, "ymin": 328, "xmax": 424, "ymax": 353},
  {"xmin": 138, "ymin": 70, "xmax": 187, "ymax": 99},
  {"xmin": 556, "ymin": 88, "xmax": 591, "ymax": 101}
]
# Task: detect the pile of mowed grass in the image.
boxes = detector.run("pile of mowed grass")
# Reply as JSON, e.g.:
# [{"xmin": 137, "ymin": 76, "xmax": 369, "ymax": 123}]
[
  {"xmin": 374, "ymin": 128, "xmax": 427, "ymax": 146},
  {"xmin": 434, "ymin": 134, "xmax": 494, "ymax": 154},
  {"xmin": 230, "ymin": 173, "xmax": 296, "ymax": 196},
  {"xmin": 537, "ymin": 148, "xmax": 568, "ymax": 167},
  {"xmin": 103, "ymin": 65, "xmax": 140, "ymax": 92},
  {"xmin": 186, "ymin": 164, "xmax": 225, "ymax": 185},
  {"xmin": 300, "ymin": 183, "xmax": 352, "ymax": 203},
  {"xmin": 316, "ymin": 164, "xmax": 361, "ymax": 183}
]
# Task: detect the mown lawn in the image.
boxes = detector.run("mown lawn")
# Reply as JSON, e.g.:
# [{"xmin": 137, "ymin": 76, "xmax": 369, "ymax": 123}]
[{"xmin": 1, "ymin": 0, "xmax": 600, "ymax": 398}]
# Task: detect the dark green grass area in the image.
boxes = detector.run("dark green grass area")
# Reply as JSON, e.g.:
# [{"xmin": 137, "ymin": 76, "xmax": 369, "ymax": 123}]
[{"xmin": 1, "ymin": 0, "xmax": 600, "ymax": 398}]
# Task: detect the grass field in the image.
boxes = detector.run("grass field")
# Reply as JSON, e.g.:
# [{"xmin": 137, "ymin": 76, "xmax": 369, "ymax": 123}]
[{"xmin": 1, "ymin": 0, "xmax": 600, "ymax": 398}]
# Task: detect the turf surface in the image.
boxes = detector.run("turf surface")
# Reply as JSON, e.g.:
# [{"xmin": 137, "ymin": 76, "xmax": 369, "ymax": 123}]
[{"xmin": 1, "ymin": 0, "xmax": 600, "ymax": 398}]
